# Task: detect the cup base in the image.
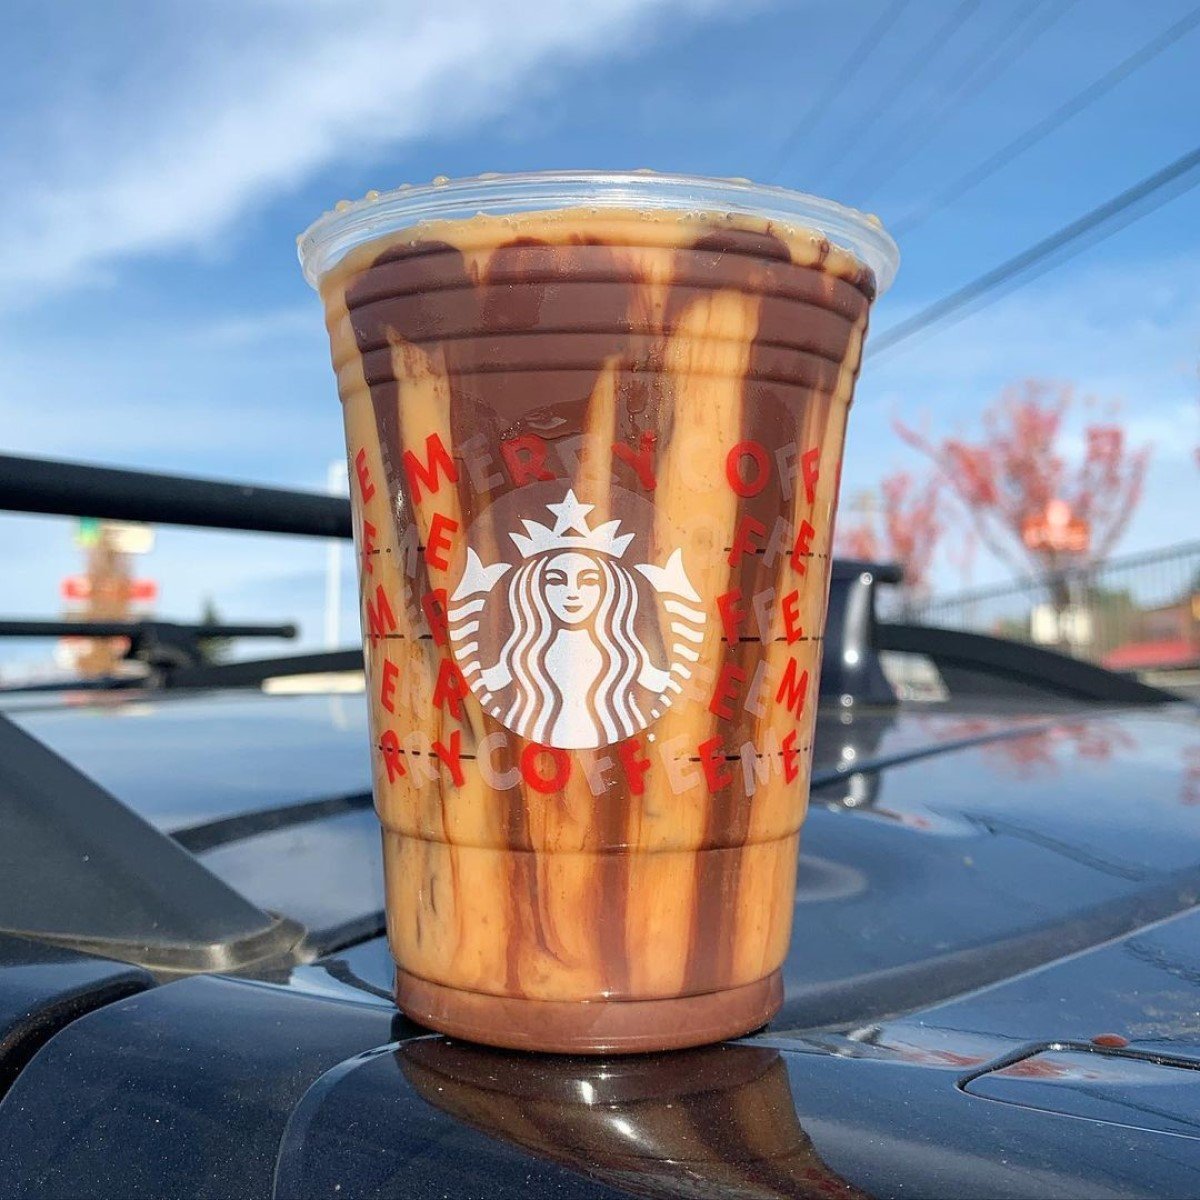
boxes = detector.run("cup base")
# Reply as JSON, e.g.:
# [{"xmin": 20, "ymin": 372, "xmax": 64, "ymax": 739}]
[{"xmin": 394, "ymin": 969, "xmax": 783, "ymax": 1055}]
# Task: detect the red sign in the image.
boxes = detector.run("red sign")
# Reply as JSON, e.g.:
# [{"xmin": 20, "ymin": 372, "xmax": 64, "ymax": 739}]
[
  {"xmin": 60, "ymin": 577, "xmax": 158, "ymax": 603},
  {"xmin": 1021, "ymin": 500, "xmax": 1089, "ymax": 555}
]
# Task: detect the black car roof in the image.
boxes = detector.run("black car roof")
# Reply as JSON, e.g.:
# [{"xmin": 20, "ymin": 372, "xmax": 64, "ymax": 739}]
[{"xmin": 12, "ymin": 684, "xmax": 1199, "ymax": 1032}]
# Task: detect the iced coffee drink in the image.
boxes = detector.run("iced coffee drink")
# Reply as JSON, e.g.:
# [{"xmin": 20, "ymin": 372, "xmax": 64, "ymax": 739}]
[{"xmin": 299, "ymin": 172, "xmax": 897, "ymax": 1052}]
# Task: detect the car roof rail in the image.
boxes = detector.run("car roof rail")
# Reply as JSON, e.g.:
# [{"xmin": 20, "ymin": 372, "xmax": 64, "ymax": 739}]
[
  {"xmin": 0, "ymin": 452, "xmax": 350, "ymax": 538},
  {"xmin": 0, "ymin": 619, "xmax": 297, "ymax": 678},
  {"xmin": 162, "ymin": 649, "xmax": 364, "ymax": 690},
  {"xmin": 0, "ymin": 710, "xmax": 304, "ymax": 973},
  {"xmin": 823, "ymin": 560, "xmax": 903, "ymax": 709},
  {"xmin": 877, "ymin": 622, "xmax": 1178, "ymax": 705}
]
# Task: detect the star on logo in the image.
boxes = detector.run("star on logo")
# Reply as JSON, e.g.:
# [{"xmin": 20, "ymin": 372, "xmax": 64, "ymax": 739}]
[
  {"xmin": 546, "ymin": 489, "xmax": 594, "ymax": 536},
  {"xmin": 509, "ymin": 490, "xmax": 635, "ymax": 559}
]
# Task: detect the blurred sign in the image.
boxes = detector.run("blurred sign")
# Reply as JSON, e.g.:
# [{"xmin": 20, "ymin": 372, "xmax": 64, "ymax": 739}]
[
  {"xmin": 75, "ymin": 517, "xmax": 102, "ymax": 548},
  {"xmin": 75, "ymin": 518, "xmax": 155, "ymax": 554},
  {"xmin": 66, "ymin": 519, "xmax": 157, "ymax": 679},
  {"xmin": 89, "ymin": 520, "xmax": 156, "ymax": 554},
  {"xmin": 107, "ymin": 522, "xmax": 154, "ymax": 555},
  {"xmin": 1021, "ymin": 499, "xmax": 1089, "ymax": 555},
  {"xmin": 61, "ymin": 576, "xmax": 157, "ymax": 603}
]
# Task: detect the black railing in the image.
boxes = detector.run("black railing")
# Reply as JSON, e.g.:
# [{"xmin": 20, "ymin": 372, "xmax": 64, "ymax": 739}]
[
  {"xmin": 0, "ymin": 620, "xmax": 296, "ymax": 640},
  {"xmin": 912, "ymin": 540, "xmax": 1200, "ymax": 670},
  {"xmin": 0, "ymin": 619, "xmax": 298, "ymax": 679},
  {"xmin": 0, "ymin": 453, "xmax": 350, "ymax": 539}
]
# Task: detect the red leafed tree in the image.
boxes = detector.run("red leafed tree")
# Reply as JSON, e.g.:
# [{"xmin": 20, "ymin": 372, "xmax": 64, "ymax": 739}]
[
  {"xmin": 895, "ymin": 381, "xmax": 1150, "ymax": 602},
  {"xmin": 835, "ymin": 471, "xmax": 943, "ymax": 601},
  {"xmin": 835, "ymin": 511, "xmax": 883, "ymax": 561}
]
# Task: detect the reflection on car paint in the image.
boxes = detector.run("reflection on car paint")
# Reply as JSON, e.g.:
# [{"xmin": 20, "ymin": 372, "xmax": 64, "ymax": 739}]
[{"xmin": 399, "ymin": 1039, "xmax": 870, "ymax": 1200}]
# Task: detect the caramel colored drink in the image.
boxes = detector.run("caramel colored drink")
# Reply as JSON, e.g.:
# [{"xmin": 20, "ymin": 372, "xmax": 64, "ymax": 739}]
[{"xmin": 299, "ymin": 172, "xmax": 897, "ymax": 1053}]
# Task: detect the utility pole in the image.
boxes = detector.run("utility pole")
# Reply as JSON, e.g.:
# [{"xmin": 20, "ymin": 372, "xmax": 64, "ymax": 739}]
[{"xmin": 324, "ymin": 460, "xmax": 350, "ymax": 649}]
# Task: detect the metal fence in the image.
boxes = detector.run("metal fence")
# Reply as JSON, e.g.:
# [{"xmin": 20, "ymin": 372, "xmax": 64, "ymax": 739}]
[{"xmin": 909, "ymin": 541, "xmax": 1200, "ymax": 670}]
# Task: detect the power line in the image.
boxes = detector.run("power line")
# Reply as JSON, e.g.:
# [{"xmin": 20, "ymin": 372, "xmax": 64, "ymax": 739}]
[
  {"xmin": 850, "ymin": 0, "xmax": 1076, "ymax": 204},
  {"xmin": 868, "ymin": 141, "xmax": 1200, "ymax": 359},
  {"xmin": 925, "ymin": 0, "xmax": 1073, "ymax": 124},
  {"xmin": 765, "ymin": 0, "xmax": 907, "ymax": 182},
  {"xmin": 892, "ymin": 3, "xmax": 1200, "ymax": 236},
  {"xmin": 817, "ymin": 0, "xmax": 983, "ymax": 185},
  {"xmin": 836, "ymin": 0, "xmax": 1046, "ymax": 199}
]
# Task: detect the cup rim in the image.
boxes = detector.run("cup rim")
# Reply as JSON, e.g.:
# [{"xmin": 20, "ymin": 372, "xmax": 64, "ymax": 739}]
[{"xmin": 297, "ymin": 169, "xmax": 899, "ymax": 294}]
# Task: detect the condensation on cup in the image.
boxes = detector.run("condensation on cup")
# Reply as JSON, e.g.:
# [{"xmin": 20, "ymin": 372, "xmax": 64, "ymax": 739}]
[{"xmin": 298, "ymin": 171, "xmax": 898, "ymax": 1053}]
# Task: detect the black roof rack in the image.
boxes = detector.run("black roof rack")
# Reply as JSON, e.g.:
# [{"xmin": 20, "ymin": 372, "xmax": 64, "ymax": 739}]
[
  {"xmin": 0, "ymin": 452, "xmax": 349, "ymax": 538},
  {"xmin": 163, "ymin": 648, "xmax": 363, "ymax": 690},
  {"xmin": 0, "ymin": 620, "xmax": 296, "ymax": 640},
  {"xmin": 0, "ymin": 619, "xmax": 297, "ymax": 685},
  {"xmin": 823, "ymin": 560, "xmax": 903, "ymax": 708},
  {"xmin": 877, "ymin": 622, "xmax": 1175, "ymax": 705}
]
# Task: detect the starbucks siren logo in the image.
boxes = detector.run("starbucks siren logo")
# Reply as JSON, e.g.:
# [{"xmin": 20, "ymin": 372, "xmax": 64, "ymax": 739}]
[{"xmin": 447, "ymin": 488, "xmax": 705, "ymax": 749}]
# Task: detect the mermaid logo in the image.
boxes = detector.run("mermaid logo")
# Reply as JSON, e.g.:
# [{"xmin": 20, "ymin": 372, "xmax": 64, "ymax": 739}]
[{"xmin": 447, "ymin": 487, "xmax": 705, "ymax": 749}]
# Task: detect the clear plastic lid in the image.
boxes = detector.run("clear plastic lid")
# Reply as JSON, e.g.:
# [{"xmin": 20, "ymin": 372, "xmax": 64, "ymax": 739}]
[{"xmin": 297, "ymin": 170, "xmax": 899, "ymax": 294}]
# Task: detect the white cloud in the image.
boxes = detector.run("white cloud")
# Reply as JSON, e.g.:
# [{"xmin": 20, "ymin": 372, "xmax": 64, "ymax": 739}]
[
  {"xmin": 186, "ymin": 307, "xmax": 316, "ymax": 348},
  {"xmin": 0, "ymin": 0, "xmax": 726, "ymax": 300}
]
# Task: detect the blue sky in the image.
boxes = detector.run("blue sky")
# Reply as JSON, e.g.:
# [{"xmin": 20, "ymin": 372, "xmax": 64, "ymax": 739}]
[{"xmin": 2, "ymin": 0, "xmax": 1198, "ymax": 672}]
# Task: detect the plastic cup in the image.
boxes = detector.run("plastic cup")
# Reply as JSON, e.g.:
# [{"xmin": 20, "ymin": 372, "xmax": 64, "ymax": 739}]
[{"xmin": 299, "ymin": 171, "xmax": 897, "ymax": 1053}]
